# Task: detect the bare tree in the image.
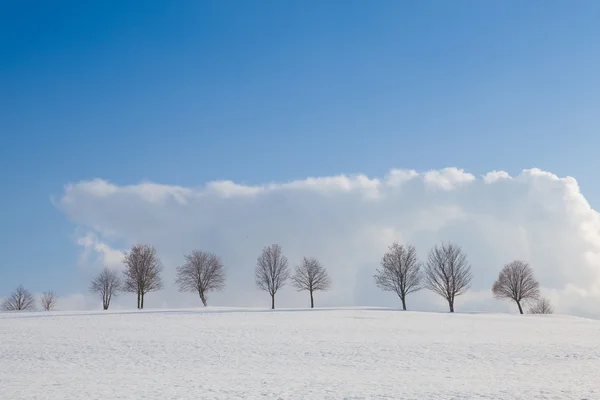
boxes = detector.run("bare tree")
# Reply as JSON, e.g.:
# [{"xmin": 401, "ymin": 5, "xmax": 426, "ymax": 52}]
[
  {"xmin": 255, "ymin": 244, "xmax": 290, "ymax": 309},
  {"xmin": 374, "ymin": 242, "xmax": 422, "ymax": 310},
  {"xmin": 1, "ymin": 285, "xmax": 36, "ymax": 311},
  {"xmin": 492, "ymin": 260, "xmax": 540, "ymax": 314},
  {"xmin": 122, "ymin": 244, "xmax": 164, "ymax": 309},
  {"xmin": 529, "ymin": 297, "xmax": 554, "ymax": 314},
  {"xmin": 292, "ymin": 257, "xmax": 331, "ymax": 308},
  {"xmin": 175, "ymin": 250, "xmax": 226, "ymax": 306},
  {"xmin": 90, "ymin": 267, "xmax": 123, "ymax": 310},
  {"xmin": 40, "ymin": 291, "xmax": 58, "ymax": 311},
  {"xmin": 424, "ymin": 242, "xmax": 472, "ymax": 312}
]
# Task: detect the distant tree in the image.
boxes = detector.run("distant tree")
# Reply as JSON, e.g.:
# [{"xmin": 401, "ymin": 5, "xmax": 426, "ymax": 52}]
[
  {"xmin": 292, "ymin": 257, "xmax": 331, "ymax": 308},
  {"xmin": 40, "ymin": 291, "xmax": 58, "ymax": 311},
  {"xmin": 424, "ymin": 242, "xmax": 472, "ymax": 313},
  {"xmin": 529, "ymin": 297, "xmax": 554, "ymax": 314},
  {"xmin": 255, "ymin": 244, "xmax": 290, "ymax": 309},
  {"xmin": 90, "ymin": 267, "xmax": 123, "ymax": 310},
  {"xmin": 374, "ymin": 242, "xmax": 422, "ymax": 310},
  {"xmin": 492, "ymin": 260, "xmax": 540, "ymax": 314},
  {"xmin": 1, "ymin": 285, "xmax": 36, "ymax": 311},
  {"xmin": 175, "ymin": 250, "xmax": 226, "ymax": 306},
  {"xmin": 123, "ymin": 244, "xmax": 164, "ymax": 309}
]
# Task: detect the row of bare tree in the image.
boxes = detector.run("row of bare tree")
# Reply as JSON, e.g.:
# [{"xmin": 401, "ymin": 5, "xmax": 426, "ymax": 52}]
[
  {"xmin": 90, "ymin": 244, "xmax": 164, "ymax": 310},
  {"xmin": 255, "ymin": 244, "xmax": 331, "ymax": 309},
  {"xmin": 1, "ymin": 241, "xmax": 553, "ymax": 315},
  {"xmin": 1, "ymin": 285, "xmax": 57, "ymax": 311},
  {"xmin": 373, "ymin": 241, "xmax": 554, "ymax": 314},
  {"xmin": 88, "ymin": 243, "xmax": 331, "ymax": 310}
]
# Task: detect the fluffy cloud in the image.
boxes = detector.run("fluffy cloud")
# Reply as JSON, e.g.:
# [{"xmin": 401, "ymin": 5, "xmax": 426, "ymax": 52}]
[
  {"xmin": 56, "ymin": 168, "xmax": 600, "ymax": 318},
  {"xmin": 76, "ymin": 231, "xmax": 124, "ymax": 269}
]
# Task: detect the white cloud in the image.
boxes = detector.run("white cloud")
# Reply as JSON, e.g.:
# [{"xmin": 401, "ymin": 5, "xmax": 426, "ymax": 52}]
[
  {"xmin": 423, "ymin": 167, "xmax": 475, "ymax": 190},
  {"xmin": 76, "ymin": 231, "xmax": 124, "ymax": 269},
  {"xmin": 56, "ymin": 168, "xmax": 600, "ymax": 318},
  {"xmin": 483, "ymin": 170, "xmax": 511, "ymax": 184}
]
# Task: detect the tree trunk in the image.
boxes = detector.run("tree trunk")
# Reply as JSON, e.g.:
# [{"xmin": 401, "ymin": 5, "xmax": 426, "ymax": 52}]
[
  {"xmin": 516, "ymin": 300, "xmax": 523, "ymax": 314},
  {"xmin": 200, "ymin": 291, "xmax": 207, "ymax": 307},
  {"xmin": 448, "ymin": 298, "xmax": 454, "ymax": 313},
  {"xmin": 137, "ymin": 291, "xmax": 141, "ymax": 309},
  {"xmin": 140, "ymin": 293, "xmax": 144, "ymax": 309},
  {"xmin": 401, "ymin": 296, "xmax": 407, "ymax": 311},
  {"xmin": 310, "ymin": 291, "xmax": 314, "ymax": 308},
  {"xmin": 271, "ymin": 294, "xmax": 275, "ymax": 310}
]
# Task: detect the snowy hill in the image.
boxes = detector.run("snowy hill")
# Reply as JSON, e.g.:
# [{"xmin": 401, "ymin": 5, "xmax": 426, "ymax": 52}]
[{"xmin": 1, "ymin": 307, "xmax": 599, "ymax": 399}]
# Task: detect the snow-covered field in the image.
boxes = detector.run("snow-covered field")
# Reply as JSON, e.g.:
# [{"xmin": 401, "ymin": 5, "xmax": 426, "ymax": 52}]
[{"xmin": 1, "ymin": 307, "xmax": 599, "ymax": 399}]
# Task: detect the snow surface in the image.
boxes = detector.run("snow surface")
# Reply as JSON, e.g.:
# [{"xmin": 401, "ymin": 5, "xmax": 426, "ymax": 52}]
[{"xmin": 1, "ymin": 307, "xmax": 599, "ymax": 399}]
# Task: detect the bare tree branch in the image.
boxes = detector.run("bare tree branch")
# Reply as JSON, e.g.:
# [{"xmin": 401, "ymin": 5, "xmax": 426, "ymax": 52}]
[
  {"xmin": 90, "ymin": 267, "xmax": 123, "ymax": 310},
  {"xmin": 122, "ymin": 244, "xmax": 164, "ymax": 309},
  {"xmin": 175, "ymin": 250, "xmax": 226, "ymax": 306},
  {"xmin": 424, "ymin": 242, "xmax": 472, "ymax": 313},
  {"xmin": 374, "ymin": 242, "xmax": 422, "ymax": 310},
  {"xmin": 1, "ymin": 285, "xmax": 36, "ymax": 311},
  {"xmin": 292, "ymin": 257, "xmax": 331, "ymax": 308},
  {"xmin": 529, "ymin": 297, "xmax": 554, "ymax": 314},
  {"xmin": 255, "ymin": 244, "xmax": 290, "ymax": 309},
  {"xmin": 492, "ymin": 260, "xmax": 540, "ymax": 314},
  {"xmin": 40, "ymin": 291, "xmax": 58, "ymax": 311}
]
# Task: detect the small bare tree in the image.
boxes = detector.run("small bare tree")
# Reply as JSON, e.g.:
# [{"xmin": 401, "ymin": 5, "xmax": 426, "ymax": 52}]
[
  {"xmin": 123, "ymin": 244, "xmax": 164, "ymax": 309},
  {"xmin": 292, "ymin": 257, "xmax": 331, "ymax": 308},
  {"xmin": 529, "ymin": 297, "xmax": 554, "ymax": 314},
  {"xmin": 90, "ymin": 267, "xmax": 123, "ymax": 310},
  {"xmin": 424, "ymin": 242, "xmax": 472, "ymax": 312},
  {"xmin": 255, "ymin": 244, "xmax": 290, "ymax": 309},
  {"xmin": 175, "ymin": 250, "xmax": 226, "ymax": 306},
  {"xmin": 1, "ymin": 285, "xmax": 36, "ymax": 311},
  {"xmin": 40, "ymin": 291, "xmax": 58, "ymax": 311},
  {"xmin": 492, "ymin": 260, "xmax": 540, "ymax": 314},
  {"xmin": 374, "ymin": 242, "xmax": 422, "ymax": 310}
]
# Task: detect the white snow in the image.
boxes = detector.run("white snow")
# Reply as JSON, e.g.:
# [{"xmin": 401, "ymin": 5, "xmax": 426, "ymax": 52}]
[{"xmin": 1, "ymin": 307, "xmax": 599, "ymax": 399}]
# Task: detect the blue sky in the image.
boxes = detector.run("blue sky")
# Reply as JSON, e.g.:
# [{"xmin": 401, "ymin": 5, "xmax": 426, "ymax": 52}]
[{"xmin": 2, "ymin": 0, "xmax": 600, "ymax": 299}]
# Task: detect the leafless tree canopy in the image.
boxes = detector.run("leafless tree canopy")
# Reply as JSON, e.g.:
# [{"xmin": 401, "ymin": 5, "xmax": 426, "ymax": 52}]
[
  {"xmin": 255, "ymin": 244, "xmax": 290, "ymax": 309},
  {"xmin": 175, "ymin": 250, "xmax": 226, "ymax": 306},
  {"xmin": 90, "ymin": 267, "xmax": 123, "ymax": 310},
  {"xmin": 292, "ymin": 257, "xmax": 331, "ymax": 308},
  {"xmin": 529, "ymin": 297, "xmax": 554, "ymax": 314},
  {"xmin": 1, "ymin": 285, "xmax": 36, "ymax": 311},
  {"xmin": 40, "ymin": 291, "xmax": 58, "ymax": 311},
  {"xmin": 123, "ymin": 244, "xmax": 164, "ymax": 309},
  {"xmin": 492, "ymin": 260, "xmax": 540, "ymax": 314},
  {"xmin": 374, "ymin": 242, "xmax": 422, "ymax": 310},
  {"xmin": 424, "ymin": 242, "xmax": 472, "ymax": 312}
]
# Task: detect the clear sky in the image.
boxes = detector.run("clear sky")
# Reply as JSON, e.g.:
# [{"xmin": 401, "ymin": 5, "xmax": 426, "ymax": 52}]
[{"xmin": 2, "ymin": 1, "xmax": 600, "ymax": 306}]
